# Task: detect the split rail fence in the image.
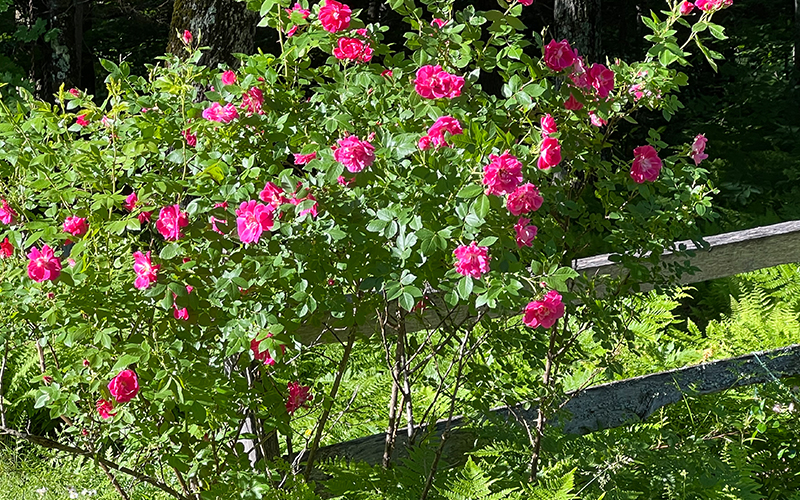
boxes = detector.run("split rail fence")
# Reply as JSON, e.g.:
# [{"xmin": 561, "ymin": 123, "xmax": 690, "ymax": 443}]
[{"xmin": 300, "ymin": 220, "xmax": 800, "ymax": 466}]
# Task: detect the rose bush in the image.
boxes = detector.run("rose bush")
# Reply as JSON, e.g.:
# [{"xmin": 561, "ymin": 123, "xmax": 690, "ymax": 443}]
[{"xmin": 0, "ymin": 0, "xmax": 729, "ymax": 497}]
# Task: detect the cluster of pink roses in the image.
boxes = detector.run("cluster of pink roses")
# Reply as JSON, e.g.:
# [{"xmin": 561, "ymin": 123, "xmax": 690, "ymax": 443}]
[
  {"xmin": 680, "ymin": 0, "xmax": 732, "ymax": 14},
  {"xmin": 418, "ymin": 116, "xmax": 463, "ymax": 150},
  {"xmin": 132, "ymin": 251, "xmax": 159, "ymax": 289},
  {"xmin": 538, "ymin": 114, "xmax": 562, "ymax": 170},
  {"xmin": 481, "ymin": 151, "xmax": 543, "ymax": 248},
  {"xmin": 96, "ymin": 369, "xmax": 139, "ymax": 420},
  {"xmin": 414, "ymin": 65, "xmax": 464, "ymax": 100},
  {"xmin": 544, "ymin": 39, "xmax": 615, "ymax": 101}
]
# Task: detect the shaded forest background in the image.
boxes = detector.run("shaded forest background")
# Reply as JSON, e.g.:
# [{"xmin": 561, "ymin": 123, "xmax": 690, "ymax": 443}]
[{"xmin": 1, "ymin": 0, "xmax": 799, "ymax": 231}]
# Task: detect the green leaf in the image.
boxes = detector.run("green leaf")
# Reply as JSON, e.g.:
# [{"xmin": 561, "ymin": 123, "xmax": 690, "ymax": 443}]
[
  {"xmin": 160, "ymin": 243, "xmax": 180, "ymax": 260},
  {"xmin": 707, "ymin": 23, "xmax": 726, "ymax": 40},
  {"xmin": 367, "ymin": 219, "xmax": 388, "ymax": 232},
  {"xmin": 457, "ymin": 275, "xmax": 473, "ymax": 299},
  {"xmin": 477, "ymin": 236, "xmax": 498, "ymax": 247},
  {"xmin": 456, "ymin": 184, "xmax": 484, "ymax": 199},
  {"xmin": 112, "ymin": 354, "xmax": 141, "ymax": 371},
  {"xmin": 472, "ymin": 195, "xmax": 490, "ymax": 219},
  {"xmin": 398, "ymin": 292, "xmax": 415, "ymax": 312}
]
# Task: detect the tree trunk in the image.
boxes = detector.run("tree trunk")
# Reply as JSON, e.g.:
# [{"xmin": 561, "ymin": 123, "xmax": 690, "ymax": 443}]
[
  {"xmin": 166, "ymin": 0, "xmax": 258, "ymax": 69},
  {"xmin": 794, "ymin": 0, "xmax": 800, "ymax": 75},
  {"xmin": 554, "ymin": 0, "xmax": 602, "ymax": 63},
  {"xmin": 20, "ymin": 0, "xmax": 88, "ymax": 100}
]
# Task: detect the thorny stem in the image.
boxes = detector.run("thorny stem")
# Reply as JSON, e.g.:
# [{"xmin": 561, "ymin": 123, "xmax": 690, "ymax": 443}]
[
  {"xmin": 528, "ymin": 324, "xmax": 559, "ymax": 483},
  {"xmin": 303, "ymin": 329, "xmax": 356, "ymax": 480},
  {"xmin": 381, "ymin": 310, "xmax": 402, "ymax": 467}
]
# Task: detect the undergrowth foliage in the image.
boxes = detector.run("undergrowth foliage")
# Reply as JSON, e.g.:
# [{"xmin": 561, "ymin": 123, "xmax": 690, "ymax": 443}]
[{"xmin": 0, "ymin": 0, "xmax": 733, "ymax": 498}]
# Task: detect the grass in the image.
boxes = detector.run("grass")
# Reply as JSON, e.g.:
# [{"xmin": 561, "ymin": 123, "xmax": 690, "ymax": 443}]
[{"xmin": 0, "ymin": 443, "xmax": 171, "ymax": 500}]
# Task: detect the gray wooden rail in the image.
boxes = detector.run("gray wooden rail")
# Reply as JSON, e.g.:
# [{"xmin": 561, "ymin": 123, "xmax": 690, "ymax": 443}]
[
  {"xmin": 314, "ymin": 343, "xmax": 800, "ymax": 466},
  {"xmin": 300, "ymin": 220, "xmax": 800, "ymax": 466},
  {"xmin": 296, "ymin": 220, "xmax": 800, "ymax": 344}
]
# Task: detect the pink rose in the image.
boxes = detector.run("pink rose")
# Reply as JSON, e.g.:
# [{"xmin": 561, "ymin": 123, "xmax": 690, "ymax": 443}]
[
  {"xmin": 537, "ymin": 137, "xmax": 562, "ymax": 170},
  {"xmin": 202, "ymin": 102, "xmax": 239, "ymax": 123},
  {"xmin": 236, "ymin": 200, "xmax": 274, "ymax": 244},
  {"xmin": 588, "ymin": 63, "xmax": 615, "ymax": 98},
  {"xmin": 123, "ymin": 193, "xmax": 138, "ymax": 211},
  {"xmin": 138, "ymin": 211, "xmax": 153, "ymax": 224},
  {"xmin": 453, "ymin": 241, "xmax": 490, "ymax": 278},
  {"xmin": 294, "ymin": 152, "xmax": 317, "ymax": 165},
  {"xmin": 540, "ymin": 113, "xmax": 557, "ymax": 136},
  {"xmin": 156, "ymin": 204, "xmax": 189, "ymax": 241},
  {"xmin": 68, "ymin": 88, "xmax": 80, "ymax": 97},
  {"xmin": 430, "ymin": 18, "xmax": 446, "ymax": 28},
  {"xmin": 27, "ymin": 245, "xmax": 61, "ymax": 282},
  {"xmin": 182, "ymin": 30, "xmax": 193, "ymax": 44},
  {"xmin": 695, "ymin": 0, "xmax": 725, "ymax": 11},
  {"xmin": 221, "ymin": 70, "xmax": 236, "ymax": 86},
  {"xmin": 381, "ymin": 69, "xmax": 393, "ymax": 78},
  {"xmin": 251, "ymin": 333, "xmax": 286, "ymax": 366},
  {"xmin": 0, "ymin": 199, "xmax": 17, "ymax": 224},
  {"xmin": 241, "ymin": 87, "xmax": 264, "ymax": 116},
  {"xmin": 319, "ymin": 0, "xmax": 351, "ymax": 33},
  {"xmin": 286, "ymin": 381, "xmax": 312, "ymax": 414},
  {"xmin": 182, "ymin": 129, "xmax": 197, "ymax": 147},
  {"xmin": 483, "ymin": 151, "xmax": 523, "ymax": 196},
  {"xmin": 63, "ymin": 216, "xmax": 88, "ymax": 237},
  {"xmin": 286, "ymin": 25, "xmax": 299, "ymax": 37},
  {"xmin": 544, "ymin": 39, "xmax": 576, "ymax": 72},
  {"xmin": 425, "ymin": 116, "xmax": 463, "ymax": 149},
  {"xmin": 333, "ymin": 135, "xmax": 376, "ymax": 173},
  {"xmin": 691, "ymin": 134, "xmax": 708, "ymax": 165},
  {"xmin": 96, "ymin": 398, "xmax": 116, "ymax": 420},
  {"xmin": 337, "ymin": 175, "xmax": 356, "ymax": 187},
  {"xmin": 523, "ymin": 290, "xmax": 565, "ymax": 329},
  {"xmin": 418, "ymin": 135, "xmax": 432, "ymax": 150},
  {"xmin": 76, "ymin": 114, "xmax": 89, "ymax": 127},
  {"xmin": 333, "ymin": 37, "xmax": 373, "ymax": 63},
  {"xmin": 514, "ymin": 217, "xmax": 538, "ymax": 248},
  {"xmin": 132, "ymin": 251, "xmax": 159, "ymax": 289},
  {"xmin": 630, "ymin": 145, "xmax": 663, "ymax": 183},
  {"xmin": 172, "ymin": 285, "xmax": 193, "ymax": 321},
  {"xmin": 506, "ymin": 183, "xmax": 543, "ymax": 215},
  {"xmin": 569, "ymin": 56, "xmax": 591, "ymax": 90},
  {"xmin": 0, "ymin": 237, "xmax": 12, "ymax": 258},
  {"xmin": 589, "ymin": 111, "xmax": 607, "ymax": 127},
  {"xmin": 108, "ymin": 369, "xmax": 139, "ymax": 403},
  {"xmin": 518, "ymin": 0, "xmax": 534, "ymax": 5},
  {"xmin": 259, "ymin": 182, "xmax": 288, "ymax": 208},
  {"xmin": 679, "ymin": 1, "xmax": 695, "ymax": 14},
  {"xmin": 290, "ymin": 191, "xmax": 318, "ymax": 218},
  {"xmin": 414, "ymin": 65, "xmax": 464, "ymax": 99},
  {"xmin": 285, "ymin": 3, "xmax": 310, "ymax": 35}
]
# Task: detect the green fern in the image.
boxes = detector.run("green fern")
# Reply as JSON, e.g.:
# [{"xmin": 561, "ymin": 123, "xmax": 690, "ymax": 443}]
[{"xmin": 438, "ymin": 457, "xmax": 521, "ymax": 500}]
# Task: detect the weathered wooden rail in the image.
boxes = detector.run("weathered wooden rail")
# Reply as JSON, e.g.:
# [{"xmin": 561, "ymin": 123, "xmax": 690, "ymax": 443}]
[
  {"xmin": 296, "ymin": 220, "xmax": 800, "ymax": 345},
  {"xmin": 302, "ymin": 220, "xmax": 800, "ymax": 465},
  {"xmin": 314, "ymin": 343, "xmax": 800, "ymax": 465}
]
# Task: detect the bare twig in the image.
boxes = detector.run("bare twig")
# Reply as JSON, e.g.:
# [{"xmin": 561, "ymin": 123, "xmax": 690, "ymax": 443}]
[
  {"xmin": 419, "ymin": 326, "xmax": 472, "ymax": 500},
  {"xmin": 529, "ymin": 326, "xmax": 558, "ymax": 483},
  {"xmin": 303, "ymin": 329, "xmax": 356, "ymax": 479},
  {"xmin": 98, "ymin": 461, "xmax": 132, "ymax": 500}
]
